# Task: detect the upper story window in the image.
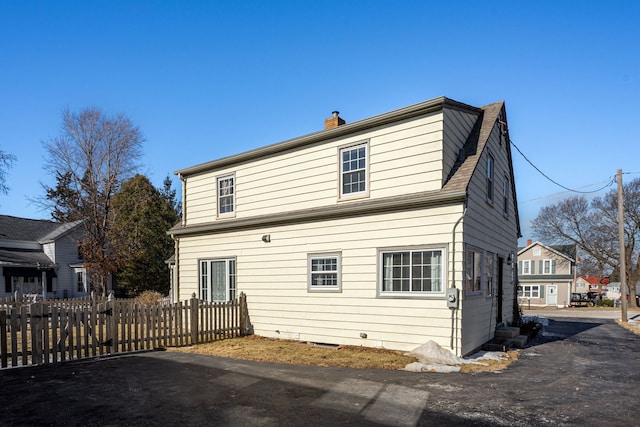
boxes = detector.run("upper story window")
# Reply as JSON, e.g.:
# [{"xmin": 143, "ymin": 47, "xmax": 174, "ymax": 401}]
[
  {"xmin": 340, "ymin": 142, "xmax": 368, "ymax": 198},
  {"xmin": 486, "ymin": 154, "xmax": 494, "ymax": 203},
  {"xmin": 520, "ymin": 259, "xmax": 531, "ymax": 275},
  {"xmin": 217, "ymin": 174, "xmax": 235, "ymax": 217},
  {"xmin": 542, "ymin": 259, "xmax": 555, "ymax": 275}
]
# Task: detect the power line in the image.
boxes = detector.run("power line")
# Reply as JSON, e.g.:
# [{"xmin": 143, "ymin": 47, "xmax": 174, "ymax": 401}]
[{"xmin": 509, "ymin": 139, "xmax": 616, "ymax": 194}]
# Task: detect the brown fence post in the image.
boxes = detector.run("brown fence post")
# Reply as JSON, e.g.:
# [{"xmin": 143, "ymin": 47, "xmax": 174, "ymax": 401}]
[
  {"xmin": 190, "ymin": 293, "xmax": 199, "ymax": 345},
  {"xmin": 239, "ymin": 292, "xmax": 247, "ymax": 336},
  {"xmin": 0, "ymin": 310, "xmax": 7, "ymax": 368}
]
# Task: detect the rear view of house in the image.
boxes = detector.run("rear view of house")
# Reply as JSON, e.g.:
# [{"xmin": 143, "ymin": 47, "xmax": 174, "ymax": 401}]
[{"xmin": 169, "ymin": 96, "xmax": 521, "ymax": 356}]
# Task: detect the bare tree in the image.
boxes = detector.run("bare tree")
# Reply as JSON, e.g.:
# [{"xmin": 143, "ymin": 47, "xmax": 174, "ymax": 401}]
[
  {"xmin": 532, "ymin": 178, "xmax": 640, "ymax": 308},
  {"xmin": 43, "ymin": 108, "xmax": 144, "ymax": 295},
  {"xmin": 0, "ymin": 147, "xmax": 16, "ymax": 196}
]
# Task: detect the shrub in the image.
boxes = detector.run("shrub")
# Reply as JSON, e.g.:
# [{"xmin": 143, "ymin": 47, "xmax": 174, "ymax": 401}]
[
  {"xmin": 135, "ymin": 290, "xmax": 164, "ymax": 306},
  {"xmin": 599, "ymin": 298, "xmax": 614, "ymax": 307},
  {"xmin": 516, "ymin": 316, "xmax": 543, "ymax": 339}
]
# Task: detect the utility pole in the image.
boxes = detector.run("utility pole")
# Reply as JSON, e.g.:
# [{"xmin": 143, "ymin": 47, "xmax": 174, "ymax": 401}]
[{"xmin": 617, "ymin": 169, "xmax": 628, "ymax": 322}]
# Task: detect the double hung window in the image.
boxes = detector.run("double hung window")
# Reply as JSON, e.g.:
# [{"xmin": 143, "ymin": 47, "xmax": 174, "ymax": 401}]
[
  {"xmin": 340, "ymin": 143, "xmax": 368, "ymax": 197},
  {"xmin": 308, "ymin": 253, "xmax": 341, "ymax": 292},
  {"xmin": 199, "ymin": 258, "xmax": 236, "ymax": 302},
  {"xmin": 486, "ymin": 154, "xmax": 494, "ymax": 202},
  {"xmin": 217, "ymin": 174, "xmax": 235, "ymax": 216},
  {"xmin": 379, "ymin": 248, "xmax": 444, "ymax": 295}
]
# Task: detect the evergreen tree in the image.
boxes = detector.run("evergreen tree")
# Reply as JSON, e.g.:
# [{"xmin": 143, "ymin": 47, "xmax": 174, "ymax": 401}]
[{"xmin": 110, "ymin": 174, "xmax": 179, "ymax": 297}]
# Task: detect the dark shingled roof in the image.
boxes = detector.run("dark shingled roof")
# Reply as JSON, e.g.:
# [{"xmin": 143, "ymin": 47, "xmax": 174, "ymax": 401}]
[{"xmin": 0, "ymin": 215, "xmax": 82, "ymax": 243}]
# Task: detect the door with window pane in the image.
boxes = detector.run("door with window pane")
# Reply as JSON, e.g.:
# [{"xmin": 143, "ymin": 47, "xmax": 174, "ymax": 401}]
[{"xmin": 200, "ymin": 259, "xmax": 236, "ymax": 302}]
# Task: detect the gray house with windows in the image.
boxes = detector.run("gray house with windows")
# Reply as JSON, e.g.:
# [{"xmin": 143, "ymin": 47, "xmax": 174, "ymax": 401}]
[
  {"xmin": 0, "ymin": 215, "xmax": 90, "ymax": 299},
  {"xmin": 169, "ymin": 96, "xmax": 521, "ymax": 356},
  {"xmin": 517, "ymin": 240, "xmax": 576, "ymax": 307}
]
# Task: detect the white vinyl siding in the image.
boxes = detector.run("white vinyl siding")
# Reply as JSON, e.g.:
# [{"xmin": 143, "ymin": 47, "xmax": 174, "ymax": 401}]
[
  {"xmin": 182, "ymin": 113, "xmax": 445, "ymax": 225},
  {"xmin": 176, "ymin": 205, "xmax": 462, "ymax": 352}
]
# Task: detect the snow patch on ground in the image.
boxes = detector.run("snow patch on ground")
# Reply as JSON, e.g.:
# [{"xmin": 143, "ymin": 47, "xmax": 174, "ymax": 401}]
[{"xmin": 403, "ymin": 340, "xmax": 512, "ymax": 373}]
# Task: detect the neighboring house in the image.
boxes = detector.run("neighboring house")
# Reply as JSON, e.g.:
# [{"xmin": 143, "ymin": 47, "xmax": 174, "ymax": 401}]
[
  {"xmin": 517, "ymin": 240, "xmax": 576, "ymax": 307},
  {"xmin": 605, "ymin": 282, "xmax": 640, "ymax": 302},
  {"xmin": 168, "ymin": 96, "xmax": 521, "ymax": 356},
  {"xmin": 575, "ymin": 275, "xmax": 605, "ymax": 294},
  {"xmin": 0, "ymin": 215, "xmax": 90, "ymax": 299}
]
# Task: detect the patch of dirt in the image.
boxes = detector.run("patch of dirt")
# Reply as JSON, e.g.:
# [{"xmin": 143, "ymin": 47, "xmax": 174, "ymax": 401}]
[{"xmin": 167, "ymin": 335, "xmax": 519, "ymax": 372}]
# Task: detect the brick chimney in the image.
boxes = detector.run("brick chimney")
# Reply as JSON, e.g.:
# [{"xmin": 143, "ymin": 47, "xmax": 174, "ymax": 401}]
[
  {"xmin": 324, "ymin": 111, "xmax": 345, "ymax": 130},
  {"xmin": 527, "ymin": 239, "xmax": 532, "ymax": 246}
]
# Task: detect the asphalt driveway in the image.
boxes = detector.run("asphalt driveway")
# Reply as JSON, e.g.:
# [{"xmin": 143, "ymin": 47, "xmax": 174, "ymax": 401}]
[{"xmin": 1, "ymin": 311, "xmax": 639, "ymax": 426}]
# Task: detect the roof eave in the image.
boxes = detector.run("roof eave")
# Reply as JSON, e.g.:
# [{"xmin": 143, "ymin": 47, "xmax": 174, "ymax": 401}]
[
  {"xmin": 175, "ymin": 97, "xmax": 481, "ymax": 177},
  {"xmin": 169, "ymin": 189, "xmax": 467, "ymax": 237}
]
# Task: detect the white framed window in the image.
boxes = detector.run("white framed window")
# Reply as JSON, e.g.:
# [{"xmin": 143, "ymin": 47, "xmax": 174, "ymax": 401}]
[
  {"xmin": 486, "ymin": 154, "xmax": 494, "ymax": 203},
  {"xmin": 465, "ymin": 246, "xmax": 483, "ymax": 294},
  {"xmin": 533, "ymin": 247, "xmax": 541, "ymax": 256},
  {"xmin": 339, "ymin": 142, "xmax": 368, "ymax": 198},
  {"xmin": 520, "ymin": 260, "xmax": 531, "ymax": 275},
  {"xmin": 379, "ymin": 248, "xmax": 445, "ymax": 296},
  {"xmin": 542, "ymin": 259, "xmax": 555, "ymax": 275},
  {"xmin": 199, "ymin": 258, "xmax": 236, "ymax": 302},
  {"xmin": 77, "ymin": 271, "xmax": 85, "ymax": 293},
  {"xmin": 518, "ymin": 284, "xmax": 542, "ymax": 298},
  {"xmin": 217, "ymin": 174, "xmax": 235, "ymax": 217},
  {"xmin": 308, "ymin": 253, "xmax": 341, "ymax": 292}
]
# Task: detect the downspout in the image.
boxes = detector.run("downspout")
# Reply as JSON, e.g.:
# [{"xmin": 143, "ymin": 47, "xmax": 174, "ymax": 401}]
[
  {"xmin": 450, "ymin": 201, "xmax": 467, "ymax": 352},
  {"xmin": 173, "ymin": 236, "xmax": 180, "ymax": 302},
  {"xmin": 178, "ymin": 173, "xmax": 187, "ymax": 226}
]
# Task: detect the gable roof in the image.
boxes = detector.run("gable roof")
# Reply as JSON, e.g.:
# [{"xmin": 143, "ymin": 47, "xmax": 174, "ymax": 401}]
[
  {"xmin": 518, "ymin": 241, "xmax": 576, "ymax": 261},
  {"xmin": 443, "ymin": 100, "xmax": 521, "ymax": 237},
  {"xmin": 0, "ymin": 215, "xmax": 61, "ymax": 242},
  {"xmin": 578, "ymin": 276, "xmax": 601, "ymax": 285},
  {"xmin": 170, "ymin": 97, "xmax": 521, "ymax": 237},
  {"xmin": 0, "ymin": 215, "xmax": 82, "ymax": 244},
  {"xmin": 175, "ymin": 97, "xmax": 481, "ymax": 177}
]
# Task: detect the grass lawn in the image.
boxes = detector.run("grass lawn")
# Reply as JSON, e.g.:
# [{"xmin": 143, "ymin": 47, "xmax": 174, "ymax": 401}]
[{"xmin": 167, "ymin": 335, "xmax": 519, "ymax": 372}]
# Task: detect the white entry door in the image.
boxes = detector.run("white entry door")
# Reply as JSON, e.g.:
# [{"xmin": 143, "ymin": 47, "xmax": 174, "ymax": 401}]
[{"xmin": 546, "ymin": 285, "xmax": 558, "ymax": 306}]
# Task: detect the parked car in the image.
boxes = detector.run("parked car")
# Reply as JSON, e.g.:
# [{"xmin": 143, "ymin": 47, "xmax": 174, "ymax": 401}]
[{"xmin": 570, "ymin": 292, "xmax": 596, "ymax": 307}]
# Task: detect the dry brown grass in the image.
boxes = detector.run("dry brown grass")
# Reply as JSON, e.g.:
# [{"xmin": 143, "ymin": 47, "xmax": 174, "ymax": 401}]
[
  {"xmin": 168, "ymin": 335, "xmax": 519, "ymax": 372},
  {"xmin": 616, "ymin": 320, "xmax": 640, "ymax": 336}
]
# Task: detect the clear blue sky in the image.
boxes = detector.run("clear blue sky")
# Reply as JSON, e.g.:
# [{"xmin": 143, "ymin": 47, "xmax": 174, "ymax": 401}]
[{"xmin": 1, "ymin": 1, "xmax": 639, "ymax": 243}]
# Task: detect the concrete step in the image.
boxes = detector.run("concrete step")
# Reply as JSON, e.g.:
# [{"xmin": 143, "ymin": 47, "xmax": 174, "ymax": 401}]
[
  {"xmin": 495, "ymin": 326, "xmax": 520, "ymax": 339},
  {"xmin": 482, "ymin": 337, "xmax": 513, "ymax": 352},
  {"xmin": 512, "ymin": 335, "xmax": 528, "ymax": 349}
]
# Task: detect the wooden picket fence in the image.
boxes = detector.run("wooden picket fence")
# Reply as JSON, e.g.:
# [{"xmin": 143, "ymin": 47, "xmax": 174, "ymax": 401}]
[{"xmin": 0, "ymin": 293, "xmax": 248, "ymax": 368}]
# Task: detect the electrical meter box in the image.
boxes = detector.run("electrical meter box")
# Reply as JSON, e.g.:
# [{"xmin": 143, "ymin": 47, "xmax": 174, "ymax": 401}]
[{"xmin": 446, "ymin": 287, "xmax": 459, "ymax": 308}]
